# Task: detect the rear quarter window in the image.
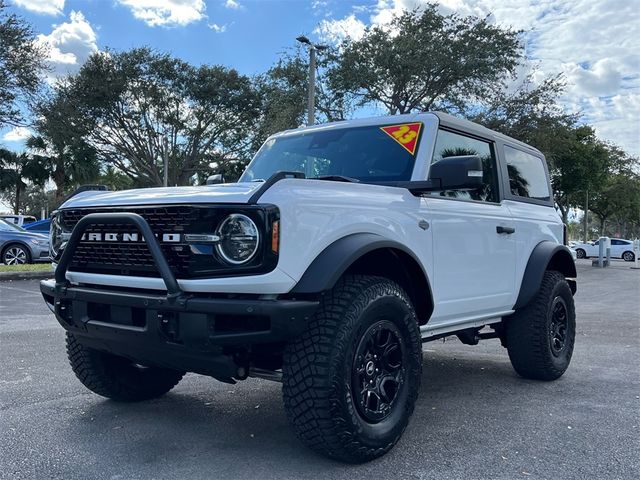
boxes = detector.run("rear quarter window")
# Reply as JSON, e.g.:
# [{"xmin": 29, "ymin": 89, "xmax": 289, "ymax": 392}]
[{"xmin": 504, "ymin": 145, "xmax": 550, "ymax": 201}]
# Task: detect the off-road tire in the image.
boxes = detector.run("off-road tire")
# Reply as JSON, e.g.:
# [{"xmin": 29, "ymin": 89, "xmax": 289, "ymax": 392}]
[
  {"xmin": 66, "ymin": 333, "xmax": 184, "ymax": 401},
  {"xmin": 505, "ymin": 271, "xmax": 575, "ymax": 381},
  {"xmin": 282, "ymin": 275, "xmax": 422, "ymax": 463}
]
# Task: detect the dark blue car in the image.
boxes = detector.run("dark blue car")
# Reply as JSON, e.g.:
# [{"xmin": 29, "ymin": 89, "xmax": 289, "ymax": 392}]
[{"xmin": 23, "ymin": 218, "xmax": 51, "ymax": 233}]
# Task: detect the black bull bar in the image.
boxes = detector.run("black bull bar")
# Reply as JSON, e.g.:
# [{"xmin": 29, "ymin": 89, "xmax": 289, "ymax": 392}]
[{"xmin": 40, "ymin": 212, "xmax": 318, "ymax": 379}]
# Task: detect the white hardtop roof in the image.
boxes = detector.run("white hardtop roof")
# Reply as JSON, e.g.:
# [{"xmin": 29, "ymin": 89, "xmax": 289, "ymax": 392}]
[{"xmin": 272, "ymin": 111, "xmax": 543, "ymax": 156}]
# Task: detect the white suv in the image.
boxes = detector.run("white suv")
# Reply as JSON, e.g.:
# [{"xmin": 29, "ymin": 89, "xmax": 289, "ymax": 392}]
[{"xmin": 41, "ymin": 112, "xmax": 577, "ymax": 462}]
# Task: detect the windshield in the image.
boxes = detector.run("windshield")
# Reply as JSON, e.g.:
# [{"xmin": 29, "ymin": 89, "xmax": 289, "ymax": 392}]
[
  {"xmin": 0, "ymin": 219, "xmax": 25, "ymax": 232},
  {"xmin": 240, "ymin": 123, "xmax": 422, "ymax": 184}
]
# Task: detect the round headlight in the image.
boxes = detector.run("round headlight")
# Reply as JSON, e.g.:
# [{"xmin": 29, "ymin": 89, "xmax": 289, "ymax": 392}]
[{"xmin": 215, "ymin": 214, "xmax": 260, "ymax": 265}]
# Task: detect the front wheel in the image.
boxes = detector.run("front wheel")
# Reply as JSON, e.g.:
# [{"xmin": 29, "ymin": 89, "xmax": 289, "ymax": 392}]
[
  {"xmin": 505, "ymin": 271, "xmax": 576, "ymax": 381},
  {"xmin": 66, "ymin": 333, "xmax": 185, "ymax": 401},
  {"xmin": 282, "ymin": 275, "xmax": 422, "ymax": 463},
  {"xmin": 2, "ymin": 243, "xmax": 31, "ymax": 265}
]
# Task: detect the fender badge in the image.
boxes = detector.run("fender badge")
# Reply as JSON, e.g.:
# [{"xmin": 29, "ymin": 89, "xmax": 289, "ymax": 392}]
[{"xmin": 418, "ymin": 220, "xmax": 429, "ymax": 230}]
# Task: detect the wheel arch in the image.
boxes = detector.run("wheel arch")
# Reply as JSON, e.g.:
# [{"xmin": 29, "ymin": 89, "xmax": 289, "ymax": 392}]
[
  {"xmin": 290, "ymin": 233, "xmax": 434, "ymax": 325},
  {"xmin": 514, "ymin": 241, "xmax": 577, "ymax": 310}
]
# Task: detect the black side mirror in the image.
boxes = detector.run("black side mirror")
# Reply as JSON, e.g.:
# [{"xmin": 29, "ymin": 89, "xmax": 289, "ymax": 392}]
[
  {"xmin": 206, "ymin": 173, "xmax": 224, "ymax": 185},
  {"xmin": 428, "ymin": 155, "xmax": 483, "ymax": 191}
]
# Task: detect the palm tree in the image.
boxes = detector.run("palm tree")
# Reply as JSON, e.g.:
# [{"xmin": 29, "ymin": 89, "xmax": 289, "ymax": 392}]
[{"xmin": 0, "ymin": 148, "xmax": 48, "ymax": 213}]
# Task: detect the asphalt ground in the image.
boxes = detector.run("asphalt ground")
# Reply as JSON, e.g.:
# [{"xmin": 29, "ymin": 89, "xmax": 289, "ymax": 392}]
[{"xmin": 1, "ymin": 259, "xmax": 638, "ymax": 480}]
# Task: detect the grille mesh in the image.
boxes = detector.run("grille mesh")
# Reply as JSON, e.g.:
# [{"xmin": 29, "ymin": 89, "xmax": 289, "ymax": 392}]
[{"xmin": 61, "ymin": 206, "xmax": 197, "ymax": 278}]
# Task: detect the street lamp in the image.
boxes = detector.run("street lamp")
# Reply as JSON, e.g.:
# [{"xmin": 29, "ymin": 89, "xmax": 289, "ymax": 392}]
[{"xmin": 296, "ymin": 35, "xmax": 328, "ymax": 126}]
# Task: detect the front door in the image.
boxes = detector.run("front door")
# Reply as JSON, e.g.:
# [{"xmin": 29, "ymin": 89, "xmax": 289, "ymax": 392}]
[{"xmin": 421, "ymin": 128, "xmax": 516, "ymax": 327}]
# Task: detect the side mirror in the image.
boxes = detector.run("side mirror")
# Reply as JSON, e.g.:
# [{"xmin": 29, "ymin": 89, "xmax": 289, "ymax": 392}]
[
  {"xmin": 206, "ymin": 173, "xmax": 224, "ymax": 185},
  {"xmin": 428, "ymin": 155, "xmax": 483, "ymax": 191}
]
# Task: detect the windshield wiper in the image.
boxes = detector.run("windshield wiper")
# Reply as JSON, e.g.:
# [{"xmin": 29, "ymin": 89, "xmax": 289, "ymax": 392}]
[{"xmin": 314, "ymin": 175, "xmax": 360, "ymax": 183}]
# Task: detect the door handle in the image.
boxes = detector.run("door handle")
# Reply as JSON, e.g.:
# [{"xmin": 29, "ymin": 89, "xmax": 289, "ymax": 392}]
[{"xmin": 496, "ymin": 226, "xmax": 515, "ymax": 234}]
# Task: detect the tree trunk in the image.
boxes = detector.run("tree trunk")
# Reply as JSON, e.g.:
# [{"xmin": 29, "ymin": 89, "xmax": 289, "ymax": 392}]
[
  {"xmin": 583, "ymin": 190, "xmax": 589, "ymax": 243},
  {"xmin": 14, "ymin": 181, "xmax": 21, "ymax": 214},
  {"xmin": 53, "ymin": 160, "xmax": 66, "ymax": 206}
]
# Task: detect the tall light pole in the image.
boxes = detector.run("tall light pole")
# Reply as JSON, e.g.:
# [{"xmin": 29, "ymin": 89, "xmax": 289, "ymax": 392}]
[
  {"xmin": 162, "ymin": 135, "xmax": 169, "ymax": 187},
  {"xmin": 296, "ymin": 35, "xmax": 328, "ymax": 126}
]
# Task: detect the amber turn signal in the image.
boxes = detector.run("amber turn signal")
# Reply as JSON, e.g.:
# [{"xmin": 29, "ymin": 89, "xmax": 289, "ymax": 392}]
[{"xmin": 271, "ymin": 220, "xmax": 279, "ymax": 253}]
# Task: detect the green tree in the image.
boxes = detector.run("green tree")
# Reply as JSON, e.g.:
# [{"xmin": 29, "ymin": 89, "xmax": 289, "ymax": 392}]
[
  {"xmin": 253, "ymin": 55, "xmax": 308, "ymax": 149},
  {"xmin": 591, "ymin": 173, "xmax": 640, "ymax": 237},
  {"xmin": 329, "ymin": 6, "xmax": 521, "ymax": 114},
  {"xmin": 0, "ymin": 148, "xmax": 48, "ymax": 213},
  {"xmin": 0, "ymin": 1, "xmax": 47, "ymax": 127},
  {"xmin": 57, "ymin": 48, "xmax": 261, "ymax": 187},
  {"xmin": 30, "ymin": 85, "xmax": 101, "ymax": 204}
]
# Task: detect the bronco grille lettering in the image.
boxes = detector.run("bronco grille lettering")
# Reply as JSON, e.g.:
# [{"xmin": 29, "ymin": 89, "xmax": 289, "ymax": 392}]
[{"xmin": 80, "ymin": 232, "xmax": 182, "ymax": 243}]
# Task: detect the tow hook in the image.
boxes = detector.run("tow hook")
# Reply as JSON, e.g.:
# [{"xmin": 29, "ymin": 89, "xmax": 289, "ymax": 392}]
[{"xmin": 158, "ymin": 312, "xmax": 180, "ymax": 342}]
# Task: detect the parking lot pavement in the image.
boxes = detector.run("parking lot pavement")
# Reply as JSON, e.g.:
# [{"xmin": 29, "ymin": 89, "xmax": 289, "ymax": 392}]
[{"xmin": 1, "ymin": 261, "xmax": 638, "ymax": 480}]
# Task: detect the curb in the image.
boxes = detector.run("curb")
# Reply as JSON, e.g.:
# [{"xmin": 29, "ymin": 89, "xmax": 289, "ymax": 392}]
[{"xmin": 0, "ymin": 270, "xmax": 53, "ymax": 282}]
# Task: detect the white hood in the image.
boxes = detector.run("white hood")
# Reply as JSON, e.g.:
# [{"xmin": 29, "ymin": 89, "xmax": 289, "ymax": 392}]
[{"xmin": 60, "ymin": 183, "xmax": 262, "ymax": 209}]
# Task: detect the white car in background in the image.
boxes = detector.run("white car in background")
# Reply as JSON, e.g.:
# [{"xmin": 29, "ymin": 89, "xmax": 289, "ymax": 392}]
[{"xmin": 572, "ymin": 238, "xmax": 636, "ymax": 261}]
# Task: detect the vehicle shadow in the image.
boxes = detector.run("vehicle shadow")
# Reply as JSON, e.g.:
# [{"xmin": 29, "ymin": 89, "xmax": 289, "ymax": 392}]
[{"xmin": 72, "ymin": 350, "xmax": 580, "ymax": 479}]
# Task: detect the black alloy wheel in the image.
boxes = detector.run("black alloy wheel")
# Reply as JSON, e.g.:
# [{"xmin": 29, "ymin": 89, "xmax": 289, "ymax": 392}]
[{"xmin": 352, "ymin": 320, "xmax": 406, "ymax": 423}]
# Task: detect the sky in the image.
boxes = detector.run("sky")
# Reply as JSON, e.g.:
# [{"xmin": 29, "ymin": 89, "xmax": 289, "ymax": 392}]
[{"xmin": 1, "ymin": 0, "xmax": 639, "ymax": 157}]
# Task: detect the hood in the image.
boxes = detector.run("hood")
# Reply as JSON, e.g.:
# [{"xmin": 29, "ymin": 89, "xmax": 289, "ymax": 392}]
[
  {"xmin": 60, "ymin": 183, "xmax": 262, "ymax": 209},
  {"xmin": 4, "ymin": 230, "xmax": 48, "ymax": 240}
]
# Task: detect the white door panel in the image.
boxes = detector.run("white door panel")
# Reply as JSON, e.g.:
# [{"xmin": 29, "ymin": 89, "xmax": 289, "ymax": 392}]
[{"xmin": 425, "ymin": 197, "xmax": 516, "ymax": 324}]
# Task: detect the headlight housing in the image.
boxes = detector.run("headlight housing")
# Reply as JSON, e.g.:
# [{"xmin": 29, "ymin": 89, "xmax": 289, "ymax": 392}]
[
  {"xmin": 50, "ymin": 212, "xmax": 69, "ymax": 259},
  {"xmin": 215, "ymin": 214, "xmax": 260, "ymax": 264}
]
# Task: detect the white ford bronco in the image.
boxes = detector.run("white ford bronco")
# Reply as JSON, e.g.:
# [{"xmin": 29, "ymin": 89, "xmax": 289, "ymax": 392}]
[{"xmin": 41, "ymin": 112, "xmax": 577, "ymax": 462}]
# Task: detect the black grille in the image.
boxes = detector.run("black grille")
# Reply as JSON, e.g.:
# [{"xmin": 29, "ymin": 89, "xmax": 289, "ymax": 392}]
[
  {"xmin": 59, "ymin": 205, "xmax": 279, "ymax": 279},
  {"xmin": 62, "ymin": 206, "xmax": 198, "ymax": 278}
]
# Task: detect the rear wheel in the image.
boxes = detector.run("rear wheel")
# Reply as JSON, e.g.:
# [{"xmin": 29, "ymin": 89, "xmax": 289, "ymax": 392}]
[
  {"xmin": 2, "ymin": 243, "xmax": 30, "ymax": 265},
  {"xmin": 622, "ymin": 251, "xmax": 635, "ymax": 262},
  {"xmin": 66, "ymin": 333, "xmax": 184, "ymax": 401},
  {"xmin": 575, "ymin": 249, "xmax": 586, "ymax": 259},
  {"xmin": 282, "ymin": 275, "xmax": 422, "ymax": 463},
  {"xmin": 505, "ymin": 271, "xmax": 575, "ymax": 380}
]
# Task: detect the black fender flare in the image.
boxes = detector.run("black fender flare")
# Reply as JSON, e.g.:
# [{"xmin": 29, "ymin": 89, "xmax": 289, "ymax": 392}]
[
  {"xmin": 514, "ymin": 241, "xmax": 577, "ymax": 310},
  {"xmin": 291, "ymin": 233, "xmax": 430, "ymax": 295}
]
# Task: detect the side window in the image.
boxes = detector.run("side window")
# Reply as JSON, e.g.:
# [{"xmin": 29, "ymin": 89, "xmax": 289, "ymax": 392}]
[
  {"xmin": 504, "ymin": 146, "xmax": 550, "ymax": 200},
  {"xmin": 429, "ymin": 129, "xmax": 499, "ymax": 203}
]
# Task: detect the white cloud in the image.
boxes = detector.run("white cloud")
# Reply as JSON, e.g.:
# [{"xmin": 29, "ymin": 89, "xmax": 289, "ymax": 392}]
[
  {"xmin": 316, "ymin": 0, "xmax": 640, "ymax": 155},
  {"xmin": 208, "ymin": 22, "xmax": 227, "ymax": 33},
  {"xmin": 2, "ymin": 127, "xmax": 32, "ymax": 142},
  {"xmin": 36, "ymin": 11, "xmax": 98, "ymax": 80},
  {"xmin": 224, "ymin": 0, "xmax": 241, "ymax": 10},
  {"xmin": 118, "ymin": 0, "xmax": 206, "ymax": 27},
  {"xmin": 315, "ymin": 14, "xmax": 367, "ymax": 43},
  {"xmin": 11, "ymin": 0, "xmax": 64, "ymax": 16}
]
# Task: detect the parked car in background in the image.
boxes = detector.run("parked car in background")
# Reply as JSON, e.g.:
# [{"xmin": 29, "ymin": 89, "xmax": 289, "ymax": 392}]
[
  {"xmin": 572, "ymin": 238, "xmax": 636, "ymax": 261},
  {"xmin": 0, "ymin": 219, "xmax": 50, "ymax": 265},
  {"xmin": 0, "ymin": 214, "xmax": 37, "ymax": 227},
  {"xmin": 23, "ymin": 218, "xmax": 51, "ymax": 233}
]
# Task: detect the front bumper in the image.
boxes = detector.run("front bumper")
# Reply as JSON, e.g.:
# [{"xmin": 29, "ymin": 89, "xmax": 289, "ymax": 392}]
[
  {"xmin": 42, "ymin": 211, "xmax": 318, "ymax": 379},
  {"xmin": 41, "ymin": 279, "xmax": 318, "ymax": 377}
]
